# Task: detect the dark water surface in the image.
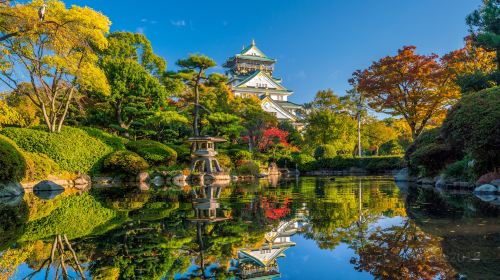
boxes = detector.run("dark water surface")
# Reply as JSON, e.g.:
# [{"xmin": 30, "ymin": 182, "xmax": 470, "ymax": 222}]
[{"xmin": 1, "ymin": 176, "xmax": 499, "ymax": 279}]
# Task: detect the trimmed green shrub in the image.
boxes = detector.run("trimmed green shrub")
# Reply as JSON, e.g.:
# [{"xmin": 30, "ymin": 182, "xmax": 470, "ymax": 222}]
[
  {"xmin": 126, "ymin": 140, "xmax": 177, "ymax": 166},
  {"xmin": 379, "ymin": 140, "xmax": 404, "ymax": 155},
  {"xmin": 167, "ymin": 144, "xmax": 191, "ymax": 164},
  {"xmin": 443, "ymin": 157, "xmax": 474, "ymax": 181},
  {"xmin": 217, "ymin": 153, "xmax": 231, "ymax": 170},
  {"xmin": 1, "ymin": 127, "xmax": 114, "ymax": 173},
  {"xmin": 291, "ymin": 152, "xmax": 315, "ymax": 169},
  {"xmin": 441, "ymin": 86, "xmax": 500, "ymax": 175},
  {"xmin": 405, "ymin": 128, "xmax": 459, "ymax": 176},
  {"xmin": 314, "ymin": 144, "xmax": 337, "ymax": 160},
  {"xmin": 79, "ymin": 126, "xmax": 128, "ymax": 150},
  {"xmin": 361, "ymin": 156, "xmax": 406, "ymax": 172},
  {"xmin": 0, "ymin": 134, "xmax": 26, "ymax": 181},
  {"xmin": 234, "ymin": 160, "xmax": 260, "ymax": 176},
  {"xmin": 103, "ymin": 151, "xmax": 149, "ymax": 174},
  {"xmin": 228, "ymin": 149, "xmax": 252, "ymax": 162},
  {"xmin": 24, "ymin": 152, "xmax": 60, "ymax": 182},
  {"xmin": 299, "ymin": 156, "xmax": 405, "ymax": 172},
  {"xmin": 409, "ymin": 143, "xmax": 454, "ymax": 176}
]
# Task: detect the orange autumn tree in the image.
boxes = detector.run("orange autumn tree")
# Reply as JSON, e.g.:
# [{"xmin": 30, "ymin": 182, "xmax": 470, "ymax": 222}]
[
  {"xmin": 350, "ymin": 46, "xmax": 460, "ymax": 141},
  {"xmin": 442, "ymin": 36, "xmax": 497, "ymax": 91}
]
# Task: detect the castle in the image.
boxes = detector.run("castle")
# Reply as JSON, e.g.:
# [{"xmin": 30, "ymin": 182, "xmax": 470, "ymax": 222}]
[{"xmin": 224, "ymin": 40, "xmax": 304, "ymax": 127}]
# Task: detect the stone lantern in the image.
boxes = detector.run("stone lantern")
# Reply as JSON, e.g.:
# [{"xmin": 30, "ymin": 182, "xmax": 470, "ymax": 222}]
[{"xmin": 188, "ymin": 136, "xmax": 230, "ymax": 181}]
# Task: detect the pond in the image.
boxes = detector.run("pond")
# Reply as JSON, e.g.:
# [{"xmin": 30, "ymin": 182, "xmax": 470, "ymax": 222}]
[{"xmin": 0, "ymin": 176, "xmax": 499, "ymax": 280}]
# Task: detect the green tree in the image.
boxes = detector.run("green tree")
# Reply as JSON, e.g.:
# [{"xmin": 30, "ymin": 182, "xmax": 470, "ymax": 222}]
[
  {"xmin": 240, "ymin": 97, "xmax": 278, "ymax": 152},
  {"xmin": 204, "ymin": 112, "xmax": 244, "ymax": 142},
  {"xmin": 278, "ymin": 120, "xmax": 303, "ymax": 146},
  {"xmin": 96, "ymin": 32, "xmax": 168, "ymax": 136},
  {"xmin": 176, "ymin": 54, "xmax": 217, "ymax": 136},
  {"xmin": 467, "ymin": 0, "xmax": 500, "ymax": 78},
  {"xmin": 305, "ymin": 110, "xmax": 357, "ymax": 154},
  {"xmin": 363, "ymin": 120, "xmax": 397, "ymax": 155},
  {"xmin": 308, "ymin": 89, "xmax": 343, "ymax": 112},
  {"xmin": 0, "ymin": 0, "xmax": 111, "ymax": 132}
]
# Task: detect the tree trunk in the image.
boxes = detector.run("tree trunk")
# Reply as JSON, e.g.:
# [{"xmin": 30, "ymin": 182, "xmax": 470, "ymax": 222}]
[
  {"xmin": 56, "ymin": 87, "xmax": 75, "ymax": 133},
  {"xmin": 193, "ymin": 74, "xmax": 201, "ymax": 137}
]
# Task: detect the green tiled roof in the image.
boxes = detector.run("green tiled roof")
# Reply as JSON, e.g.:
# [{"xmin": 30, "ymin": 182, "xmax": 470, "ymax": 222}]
[
  {"xmin": 275, "ymin": 101, "xmax": 303, "ymax": 109},
  {"xmin": 235, "ymin": 54, "xmax": 276, "ymax": 62},
  {"xmin": 233, "ymin": 70, "xmax": 287, "ymax": 91}
]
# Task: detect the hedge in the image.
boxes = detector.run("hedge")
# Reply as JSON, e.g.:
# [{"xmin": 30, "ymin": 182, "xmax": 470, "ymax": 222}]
[
  {"xmin": 103, "ymin": 150, "xmax": 149, "ymax": 175},
  {"xmin": 1, "ymin": 126, "xmax": 114, "ymax": 174},
  {"xmin": 300, "ymin": 155, "xmax": 405, "ymax": 172},
  {"xmin": 0, "ymin": 134, "xmax": 26, "ymax": 181},
  {"xmin": 126, "ymin": 140, "xmax": 177, "ymax": 166}
]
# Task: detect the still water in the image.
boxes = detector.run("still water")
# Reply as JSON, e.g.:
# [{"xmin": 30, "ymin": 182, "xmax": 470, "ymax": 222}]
[{"xmin": 0, "ymin": 176, "xmax": 499, "ymax": 280}]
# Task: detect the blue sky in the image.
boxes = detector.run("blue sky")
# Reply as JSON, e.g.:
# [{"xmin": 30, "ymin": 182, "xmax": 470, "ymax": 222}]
[{"xmin": 67, "ymin": 0, "xmax": 481, "ymax": 104}]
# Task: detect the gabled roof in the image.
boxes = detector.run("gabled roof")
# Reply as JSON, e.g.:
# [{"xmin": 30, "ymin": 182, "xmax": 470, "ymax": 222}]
[
  {"xmin": 241, "ymin": 39, "xmax": 270, "ymax": 58},
  {"xmin": 234, "ymin": 70, "xmax": 289, "ymax": 92},
  {"xmin": 260, "ymin": 96, "xmax": 298, "ymax": 121},
  {"xmin": 226, "ymin": 40, "xmax": 277, "ymax": 64},
  {"xmin": 239, "ymin": 247, "xmax": 289, "ymax": 267},
  {"xmin": 275, "ymin": 101, "xmax": 303, "ymax": 109}
]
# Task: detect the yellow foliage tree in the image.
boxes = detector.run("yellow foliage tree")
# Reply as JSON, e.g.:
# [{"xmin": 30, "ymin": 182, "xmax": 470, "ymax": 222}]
[{"xmin": 0, "ymin": 0, "xmax": 111, "ymax": 132}]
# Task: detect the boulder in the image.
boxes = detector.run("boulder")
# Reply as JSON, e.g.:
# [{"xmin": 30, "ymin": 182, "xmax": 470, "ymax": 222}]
[
  {"xmin": 490, "ymin": 179, "xmax": 500, "ymax": 187},
  {"xmin": 172, "ymin": 174, "xmax": 187, "ymax": 186},
  {"xmin": 435, "ymin": 175, "xmax": 447, "ymax": 188},
  {"xmin": 151, "ymin": 175, "xmax": 165, "ymax": 187},
  {"xmin": 473, "ymin": 184, "xmax": 498, "ymax": 194},
  {"xmin": 138, "ymin": 182, "xmax": 150, "ymax": 191},
  {"xmin": 476, "ymin": 172, "xmax": 500, "ymax": 185},
  {"xmin": 136, "ymin": 172, "xmax": 150, "ymax": 183},
  {"xmin": 34, "ymin": 188, "xmax": 64, "ymax": 200},
  {"xmin": 33, "ymin": 180, "xmax": 65, "ymax": 192},
  {"xmin": 0, "ymin": 182, "xmax": 24, "ymax": 198},
  {"xmin": 0, "ymin": 194, "xmax": 23, "ymax": 206},
  {"xmin": 417, "ymin": 177, "xmax": 435, "ymax": 185},
  {"xmin": 92, "ymin": 176, "xmax": 114, "ymax": 185},
  {"xmin": 394, "ymin": 168, "xmax": 409, "ymax": 182},
  {"xmin": 74, "ymin": 174, "xmax": 91, "ymax": 186},
  {"xmin": 474, "ymin": 193, "xmax": 497, "ymax": 202}
]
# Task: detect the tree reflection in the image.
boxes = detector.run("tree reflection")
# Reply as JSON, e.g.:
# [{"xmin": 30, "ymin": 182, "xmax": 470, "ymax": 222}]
[{"xmin": 350, "ymin": 219, "xmax": 457, "ymax": 279}]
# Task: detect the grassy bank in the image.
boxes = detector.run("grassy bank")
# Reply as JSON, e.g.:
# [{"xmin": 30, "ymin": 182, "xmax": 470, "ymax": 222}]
[{"xmin": 0, "ymin": 126, "xmax": 177, "ymax": 182}]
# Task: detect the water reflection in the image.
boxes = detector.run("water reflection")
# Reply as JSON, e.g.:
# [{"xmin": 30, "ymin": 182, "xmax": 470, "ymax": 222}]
[{"xmin": 0, "ymin": 176, "xmax": 498, "ymax": 280}]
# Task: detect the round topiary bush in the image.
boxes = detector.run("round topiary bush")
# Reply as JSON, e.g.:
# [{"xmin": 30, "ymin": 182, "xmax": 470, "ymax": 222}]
[
  {"xmin": 314, "ymin": 144, "xmax": 337, "ymax": 160},
  {"xmin": 0, "ymin": 127, "xmax": 114, "ymax": 174},
  {"xmin": 103, "ymin": 151, "xmax": 149, "ymax": 174},
  {"xmin": 0, "ymin": 134, "xmax": 26, "ymax": 181},
  {"xmin": 126, "ymin": 140, "xmax": 177, "ymax": 166},
  {"xmin": 234, "ymin": 160, "xmax": 260, "ymax": 176}
]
